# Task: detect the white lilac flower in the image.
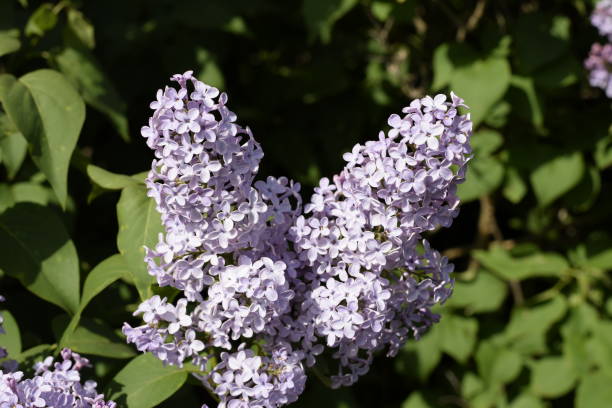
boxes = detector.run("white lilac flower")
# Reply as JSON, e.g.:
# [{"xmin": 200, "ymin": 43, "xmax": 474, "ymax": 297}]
[
  {"xmin": 592, "ymin": 0, "xmax": 612, "ymax": 41},
  {"xmin": 126, "ymin": 71, "xmax": 472, "ymax": 407}
]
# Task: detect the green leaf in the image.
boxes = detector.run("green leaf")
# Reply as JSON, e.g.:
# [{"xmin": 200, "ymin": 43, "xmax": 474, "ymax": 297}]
[
  {"xmin": 457, "ymin": 156, "xmax": 504, "ymax": 202},
  {"xmin": 0, "ymin": 184, "xmax": 15, "ymax": 213},
  {"xmin": 195, "ymin": 48, "xmax": 225, "ymax": 90},
  {"xmin": 66, "ymin": 8, "xmax": 95, "ymax": 49},
  {"xmin": 16, "ymin": 344, "xmax": 55, "ymax": 365},
  {"xmin": 1, "ymin": 69, "xmax": 85, "ymax": 207},
  {"xmin": 503, "ymin": 166, "xmax": 527, "ymax": 204},
  {"xmin": 431, "ymin": 43, "xmax": 453, "ymax": 91},
  {"xmin": 504, "ymin": 297, "xmax": 568, "ymax": 355},
  {"xmin": 60, "ymin": 254, "xmax": 128, "ymax": 348},
  {"xmin": 398, "ymin": 326, "xmax": 442, "ymax": 381},
  {"xmin": 445, "ymin": 271, "xmax": 508, "ymax": 313},
  {"xmin": 530, "ymin": 356, "xmax": 577, "ymax": 398},
  {"xmin": 117, "ymin": 185, "xmax": 163, "ymax": 300},
  {"xmin": 595, "ymin": 134, "xmax": 612, "ymax": 169},
  {"xmin": 510, "ymin": 394, "xmax": 546, "ymax": 408},
  {"xmin": 402, "ymin": 392, "xmax": 433, "ymax": 408},
  {"xmin": 10, "ymin": 182, "xmax": 59, "ymax": 207},
  {"xmin": 25, "ymin": 3, "xmax": 57, "ymax": 37},
  {"xmin": 109, "ymin": 353, "xmax": 188, "ymax": 408},
  {"xmin": 458, "ymin": 128, "xmax": 506, "ymax": 203},
  {"xmin": 473, "ymin": 246, "xmax": 569, "ymax": 281},
  {"xmin": 87, "ymin": 165, "xmax": 139, "ymax": 190},
  {"xmin": 564, "ymin": 165, "xmax": 601, "ymax": 212},
  {"xmin": 81, "ymin": 254, "xmax": 129, "ymax": 310},
  {"xmin": 0, "ymin": 29, "xmax": 20, "ymax": 57},
  {"xmin": 561, "ymin": 303, "xmax": 599, "ymax": 376},
  {"xmin": 56, "ymin": 47, "xmax": 129, "ymax": 142},
  {"xmin": 0, "ymin": 203, "xmax": 80, "ymax": 314},
  {"xmin": 530, "ymin": 152, "xmax": 584, "ymax": 207},
  {"xmin": 450, "ymin": 56, "xmax": 511, "ymax": 125},
  {"xmin": 513, "ymin": 14, "xmax": 570, "ymax": 73},
  {"xmin": 471, "ymin": 129, "xmax": 503, "ymax": 156},
  {"xmin": 437, "ymin": 314, "xmax": 478, "ymax": 364},
  {"xmin": 0, "ymin": 310, "xmax": 21, "ymax": 358},
  {"xmin": 303, "ymin": 0, "xmax": 358, "ymax": 43},
  {"xmin": 62, "ymin": 318, "xmax": 135, "ymax": 359},
  {"xmin": 462, "ymin": 372, "xmax": 484, "ymax": 399},
  {"xmin": 576, "ymin": 372, "xmax": 612, "ymax": 408},
  {"xmin": 510, "ymin": 76, "xmax": 544, "ymax": 130},
  {"xmin": 60, "ymin": 254, "xmax": 129, "ymax": 348},
  {"xmin": 476, "ymin": 340, "xmax": 523, "ymax": 385},
  {"xmin": 583, "ymin": 233, "xmax": 612, "ymax": 270},
  {"xmin": 484, "ymin": 100, "xmax": 511, "ymax": 129},
  {"xmin": 590, "ymin": 320, "xmax": 612, "ymax": 377},
  {"xmin": 371, "ymin": 1, "xmax": 393, "ymax": 21},
  {"xmin": 0, "ymin": 74, "xmax": 16, "ymax": 101},
  {"xmin": 0, "ymin": 114, "xmax": 27, "ymax": 179},
  {"xmin": 431, "ymin": 42, "xmax": 479, "ymax": 91}
]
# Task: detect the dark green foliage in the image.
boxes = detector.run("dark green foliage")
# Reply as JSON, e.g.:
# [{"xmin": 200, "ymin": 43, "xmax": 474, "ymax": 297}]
[{"xmin": 0, "ymin": 0, "xmax": 611, "ymax": 407}]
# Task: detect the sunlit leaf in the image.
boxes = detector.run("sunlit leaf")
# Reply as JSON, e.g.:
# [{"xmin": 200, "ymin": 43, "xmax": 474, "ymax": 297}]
[
  {"xmin": 450, "ymin": 56, "xmax": 511, "ymax": 125},
  {"xmin": 0, "ymin": 69, "xmax": 85, "ymax": 207},
  {"xmin": 116, "ymin": 185, "xmax": 163, "ymax": 300},
  {"xmin": 0, "ymin": 29, "xmax": 20, "ymax": 57},
  {"xmin": 530, "ymin": 356, "xmax": 577, "ymax": 398},
  {"xmin": 530, "ymin": 152, "xmax": 584, "ymax": 207},
  {"xmin": 108, "ymin": 353, "xmax": 188, "ymax": 408},
  {"xmin": 445, "ymin": 271, "xmax": 508, "ymax": 313}
]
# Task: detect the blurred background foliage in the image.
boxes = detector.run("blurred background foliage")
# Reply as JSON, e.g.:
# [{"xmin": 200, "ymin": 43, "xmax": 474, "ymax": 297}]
[{"xmin": 0, "ymin": 0, "xmax": 612, "ymax": 407}]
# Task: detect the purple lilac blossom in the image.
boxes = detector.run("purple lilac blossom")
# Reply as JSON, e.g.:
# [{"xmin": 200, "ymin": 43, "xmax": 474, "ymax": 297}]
[
  {"xmin": 592, "ymin": 0, "xmax": 612, "ymax": 41},
  {"xmin": 126, "ymin": 71, "xmax": 472, "ymax": 407},
  {"xmin": 585, "ymin": 43, "xmax": 612, "ymax": 98},
  {"xmin": 282, "ymin": 92, "xmax": 471, "ymax": 387},
  {"xmin": 0, "ymin": 348, "xmax": 115, "ymax": 408}
]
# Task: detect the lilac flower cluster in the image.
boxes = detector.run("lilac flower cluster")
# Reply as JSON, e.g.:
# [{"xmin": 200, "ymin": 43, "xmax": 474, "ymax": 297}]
[
  {"xmin": 0, "ymin": 349, "xmax": 116, "ymax": 408},
  {"xmin": 587, "ymin": 1, "xmax": 612, "ymax": 97},
  {"xmin": 125, "ymin": 71, "xmax": 472, "ymax": 407},
  {"xmin": 592, "ymin": 0, "xmax": 612, "ymax": 41},
  {"xmin": 0, "ymin": 297, "xmax": 115, "ymax": 408},
  {"xmin": 585, "ymin": 43, "xmax": 612, "ymax": 98}
]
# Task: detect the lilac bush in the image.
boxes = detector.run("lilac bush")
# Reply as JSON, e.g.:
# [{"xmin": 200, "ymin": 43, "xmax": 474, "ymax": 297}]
[{"xmin": 123, "ymin": 71, "xmax": 472, "ymax": 407}]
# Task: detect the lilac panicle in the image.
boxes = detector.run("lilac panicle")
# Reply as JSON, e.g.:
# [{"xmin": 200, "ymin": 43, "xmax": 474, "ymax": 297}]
[
  {"xmin": 592, "ymin": 0, "xmax": 612, "ymax": 41},
  {"xmin": 0, "ymin": 350, "xmax": 116, "ymax": 408},
  {"xmin": 285, "ymin": 92, "xmax": 470, "ymax": 387},
  {"xmin": 126, "ymin": 71, "xmax": 472, "ymax": 407},
  {"xmin": 1, "ymin": 297, "xmax": 115, "ymax": 407}
]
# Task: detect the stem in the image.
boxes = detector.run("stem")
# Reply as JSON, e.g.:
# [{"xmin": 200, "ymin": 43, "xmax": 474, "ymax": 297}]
[
  {"xmin": 526, "ymin": 275, "xmax": 571, "ymax": 305},
  {"xmin": 456, "ymin": 0, "xmax": 487, "ymax": 41},
  {"xmin": 508, "ymin": 280, "xmax": 524, "ymax": 307},
  {"xmin": 310, "ymin": 365, "xmax": 334, "ymax": 389}
]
